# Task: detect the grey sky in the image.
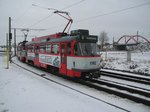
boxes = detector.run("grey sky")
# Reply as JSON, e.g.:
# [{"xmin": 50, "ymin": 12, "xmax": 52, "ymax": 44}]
[{"xmin": 0, "ymin": 0, "xmax": 150, "ymax": 45}]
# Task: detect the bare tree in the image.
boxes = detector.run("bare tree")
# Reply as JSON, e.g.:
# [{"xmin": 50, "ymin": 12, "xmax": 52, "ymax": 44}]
[{"xmin": 98, "ymin": 31, "xmax": 109, "ymax": 50}]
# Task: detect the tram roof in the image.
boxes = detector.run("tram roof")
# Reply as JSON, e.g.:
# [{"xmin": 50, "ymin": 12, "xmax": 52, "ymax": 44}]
[{"xmin": 26, "ymin": 35, "xmax": 97, "ymax": 46}]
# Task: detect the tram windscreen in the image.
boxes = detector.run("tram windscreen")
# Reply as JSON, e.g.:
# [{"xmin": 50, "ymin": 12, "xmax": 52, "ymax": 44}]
[{"xmin": 74, "ymin": 42, "xmax": 98, "ymax": 56}]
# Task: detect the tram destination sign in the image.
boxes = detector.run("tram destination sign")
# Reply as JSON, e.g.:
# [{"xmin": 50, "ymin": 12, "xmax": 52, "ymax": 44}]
[{"xmin": 80, "ymin": 35, "xmax": 98, "ymax": 41}]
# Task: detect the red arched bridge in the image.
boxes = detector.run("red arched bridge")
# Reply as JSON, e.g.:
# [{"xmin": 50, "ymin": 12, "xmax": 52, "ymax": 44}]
[{"xmin": 114, "ymin": 35, "xmax": 150, "ymax": 50}]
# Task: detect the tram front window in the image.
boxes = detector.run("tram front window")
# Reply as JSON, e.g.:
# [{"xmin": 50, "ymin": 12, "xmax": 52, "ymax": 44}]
[{"xmin": 74, "ymin": 42, "xmax": 97, "ymax": 56}]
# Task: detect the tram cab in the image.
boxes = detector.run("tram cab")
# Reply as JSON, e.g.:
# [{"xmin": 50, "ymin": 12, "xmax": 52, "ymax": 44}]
[{"xmin": 60, "ymin": 29, "xmax": 101, "ymax": 78}]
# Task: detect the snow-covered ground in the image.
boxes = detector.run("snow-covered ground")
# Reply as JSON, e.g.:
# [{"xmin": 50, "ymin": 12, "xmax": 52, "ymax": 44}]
[
  {"xmin": 100, "ymin": 51, "xmax": 150, "ymax": 75},
  {"xmin": 0, "ymin": 53, "xmax": 150, "ymax": 112}
]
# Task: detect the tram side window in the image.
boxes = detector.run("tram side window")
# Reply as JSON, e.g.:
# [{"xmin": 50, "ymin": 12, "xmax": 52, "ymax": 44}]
[
  {"xmin": 28, "ymin": 46, "xmax": 33, "ymax": 52},
  {"xmin": 31, "ymin": 46, "xmax": 34, "ymax": 52},
  {"xmin": 40, "ymin": 45, "xmax": 45, "ymax": 53},
  {"xmin": 52, "ymin": 44, "xmax": 59, "ymax": 54},
  {"xmin": 17, "ymin": 47, "xmax": 20, "ymax": 51},
  {"xmin": 35, "ymin": 46, "xmax": 39, "ymax": 54},
  {"xmin": 46, "ymin": 44, "xmax": 51, "ymax": 53},
  {"xmin": 27, "ymin": 47, "xmax": 30, "ymax": 52},
  {"xmin": 74, "ymin": 43, "xmax": 81, "ymax": 56},
  {"xmin": 29, "ymin": 48, "xmax": 31, "ymax": 52},
  {"xmin": 67, "ymin": 43, "xmax": 71, "ymax": 55}
]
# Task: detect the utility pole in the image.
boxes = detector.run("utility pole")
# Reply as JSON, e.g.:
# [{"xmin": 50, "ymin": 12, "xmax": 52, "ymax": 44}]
[
  {"xmin": 6, "ymin": 33, "xmax": 9, "ymax": 69},
  {"xmin": 14, "ymin": 28, "xmax": 16, "ymax": 56},
  {"xmin": 9, "ymin": 17, "xmax": 12, "ymax": 62}
]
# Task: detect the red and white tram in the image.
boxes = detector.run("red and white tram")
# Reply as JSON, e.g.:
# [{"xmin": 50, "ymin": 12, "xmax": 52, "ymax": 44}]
[{"xmin": 18, "ymin": 29, "xmax": 101, "ymax": 78}]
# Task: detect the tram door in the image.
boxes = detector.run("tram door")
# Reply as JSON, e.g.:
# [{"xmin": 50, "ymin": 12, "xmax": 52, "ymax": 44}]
[{"xmin": 60, "ymin": 43, "xmax": 67, "ymax": 74}]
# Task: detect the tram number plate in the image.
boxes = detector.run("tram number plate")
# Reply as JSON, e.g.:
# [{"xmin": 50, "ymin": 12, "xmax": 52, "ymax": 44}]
[{"xmin": 90, "ymin": 61, "xmax": 96, "ymax": 65}]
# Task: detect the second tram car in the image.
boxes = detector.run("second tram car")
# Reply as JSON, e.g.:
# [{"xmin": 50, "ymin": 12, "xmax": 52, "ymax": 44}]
[{"xmin": 17, "ymin": 41, "xmax": 28, "ymax": 62}]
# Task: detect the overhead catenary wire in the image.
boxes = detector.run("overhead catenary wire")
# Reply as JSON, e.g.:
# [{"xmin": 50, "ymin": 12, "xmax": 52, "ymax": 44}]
[
  {"xmin": 32, "ymin": 4, "xmax": 56, "ymax": 11},
  {"xmin": 27, "ymin": 13, "xmax": 54, "ymax": 28},
  {"xmin": 61, "ymin": 0, "xmax": 85, "ymax": 10},
  {"xmin": 28, "ymin": 0, "xmax": 85, "ymax": 28},
  {"xmin": 12, "ymin": 4, "xmax": 33, "ymax": 27},
  {"xmin": 75, "ymin": 1, "xmax": 150, "ymax": 23},
  {"xmin": 13, "ymin": 1, "xmax": 150, "ymax": 34},
  {"xmin": 44, "ymin": 1, "xmax": 150, "ymax": 30}
]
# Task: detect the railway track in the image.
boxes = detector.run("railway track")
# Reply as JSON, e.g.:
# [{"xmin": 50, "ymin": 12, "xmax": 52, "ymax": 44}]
[
  {"xmin": 12, "ymin": 61, "xmax": 150, "ymax": 107},
  {"xmin": 88, "ymin": 78, "xmax": 150, "ymax": 97},
  {"xmin": 80, "ymin": 79, "xmax": 150, "ymax": 106},
  {"xmin": 100, "ymin": 70, "xmax": 150, "ymax": 85},
  {"xmin": 102, "ymin": 68, "xmax": 150, "ymax": 77}
]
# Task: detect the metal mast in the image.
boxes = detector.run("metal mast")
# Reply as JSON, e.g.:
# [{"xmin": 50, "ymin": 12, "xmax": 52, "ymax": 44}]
[{"xmin": 11, "ymin": 28, "xmax": 45, "ymax": 41}]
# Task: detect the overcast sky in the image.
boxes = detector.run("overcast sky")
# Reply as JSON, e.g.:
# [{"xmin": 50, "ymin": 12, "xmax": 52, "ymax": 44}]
[{"xmin": 0, "ymin": 0, "xmax": 150, "ymax": 45}]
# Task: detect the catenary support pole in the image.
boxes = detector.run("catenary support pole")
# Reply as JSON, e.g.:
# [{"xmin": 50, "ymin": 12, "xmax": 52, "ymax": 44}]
[
  {"xmin": 6, "ymin": 33, "xmax": 9, "ymax": 69},
  {"xmin": 8, "ymin": 17, "xmax": 12, "ymax": 62},
  {"xmin": 14, "ymin": 28, "xmax": 16, "ymax": 56}
]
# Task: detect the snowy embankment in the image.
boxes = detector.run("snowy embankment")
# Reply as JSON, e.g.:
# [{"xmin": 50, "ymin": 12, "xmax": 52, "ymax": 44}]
[
  {"xmin": 100, "ymin": 51, "xmax": 150, "ymax": 75},
  {"xmin": 0, "ymin": 53, "xmax": 150, "ymax": 112}
]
